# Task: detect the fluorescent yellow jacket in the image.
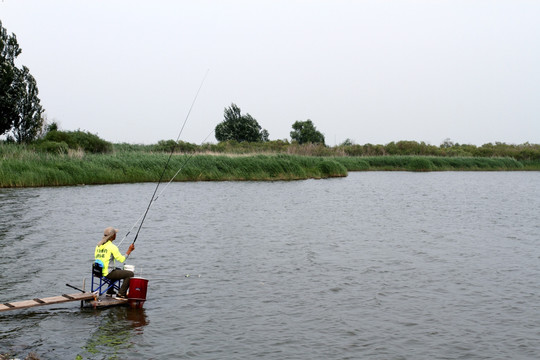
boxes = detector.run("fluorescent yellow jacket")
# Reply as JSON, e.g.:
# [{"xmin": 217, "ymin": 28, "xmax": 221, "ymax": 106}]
[{"xmin": 94, "ymin": 241, "xmax": 126, "ymax": 276}]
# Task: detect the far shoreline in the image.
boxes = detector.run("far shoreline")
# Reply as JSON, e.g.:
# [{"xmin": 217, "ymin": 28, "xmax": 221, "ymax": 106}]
[{"xmin": 1, "ymin": 150, "xmax": 538, "ymax": 188}]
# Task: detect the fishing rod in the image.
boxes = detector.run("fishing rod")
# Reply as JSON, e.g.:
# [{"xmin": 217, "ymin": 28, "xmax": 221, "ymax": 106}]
[
  {"xmin": 118, "ymin": 127, "xmax": 214, "ymax": 248},
  {"xmin": 147, "ymin": 128, "xmax": 214, "ymax": 203},
  {"xmin": 121, "ymin": 70, "xmax": 209, "ymax": 250}
]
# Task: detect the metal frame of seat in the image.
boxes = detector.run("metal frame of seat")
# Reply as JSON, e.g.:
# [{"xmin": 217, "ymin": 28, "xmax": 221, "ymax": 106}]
[{"xmin": 91, "ymin": 262, "xmax": 121, "ymax": 296}]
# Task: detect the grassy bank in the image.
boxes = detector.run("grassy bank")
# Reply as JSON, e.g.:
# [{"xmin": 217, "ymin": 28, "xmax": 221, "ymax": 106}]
[
  {"xmin": 0, "ymin": 150, "xmax": 348, "ymax": 187},
  {"xmin": 334, "ymin": 156, "xmax": 535, "ymax": 171},
  {"xmin": 1, "ymin": 144, "xmax": 538, "ymax": 188}
]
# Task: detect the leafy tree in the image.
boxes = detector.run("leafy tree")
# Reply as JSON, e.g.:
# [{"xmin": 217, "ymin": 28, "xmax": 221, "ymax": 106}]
[
  {"xmin": 0, "ymin": 20, "xmax": 22, "ymax": 135},
  {"xmin": 290, "ymin": 119, "xmax": 325, "ymax": 145},
  {"xmin": 215, "ymin": 103, "xmax": 269, "ymax": 142},
  {"xmin": 0, "ymin": 21, "xmax": 44, "ymax": 142},
  {"xmin": 10, "ymin": 66, "xmax": 44, "ymax": 143},
  {"xmin": 440, "ymin": 138, "xmax": 454, "ymax": 148},
  {"xmin": 340, "ymin": 138, "xmax": 355, "ymax": 146},
  {"xmin": 46, "ymin": 121, "xmax": 59, "ymax": 133}
]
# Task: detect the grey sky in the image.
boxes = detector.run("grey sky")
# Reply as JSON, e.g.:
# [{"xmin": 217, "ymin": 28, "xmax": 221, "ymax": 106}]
[{"xmin": 2, "ymin": 0, "xmax": 539, "ymax": 145}]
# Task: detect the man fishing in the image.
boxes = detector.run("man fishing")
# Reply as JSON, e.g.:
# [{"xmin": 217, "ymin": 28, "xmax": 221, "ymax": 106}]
[{"xmin": 94, "ymin": 226, "xmax": 135, "ymax": 299}]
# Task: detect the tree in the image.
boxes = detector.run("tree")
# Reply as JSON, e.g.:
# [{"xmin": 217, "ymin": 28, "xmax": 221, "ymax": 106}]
[
  {"xmin": 10, "ymin": 66, "xmax": 44, "ymax": 143},
  {"xmin": 46, "ymin": 120, "xmax": 58, "ymax": 133},
  {"xmin": 340, "ymin": 138, "xmax": 355, "ymax": 146},
  {"xmin": 0, "ymin": 20, "xmax": 22, "ymax": 135},
  {"xmin": 0, "ymin": 21, "xmax": 44, "ymax": 142},
  {"xmin": 290, "ymin": 119, "xmax": 325, "ymax": 145},
  {"xmin": 440, "ymin": 138, "xmax": 455, "ymax": 149},
  {"xmin": 215, "ymin": 103, "xmax": 269, "ymax": 142}
]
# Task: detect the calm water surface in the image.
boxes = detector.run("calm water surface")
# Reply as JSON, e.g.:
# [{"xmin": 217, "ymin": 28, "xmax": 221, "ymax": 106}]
[{"xmin": 0, "ymin": 172, "xmax": 539, "ymax": 359}]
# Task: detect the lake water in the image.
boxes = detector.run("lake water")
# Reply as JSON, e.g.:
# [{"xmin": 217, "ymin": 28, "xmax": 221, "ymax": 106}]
[{"xmin": 0, "ymin": 172, "xmax": 539, "ymax": 359}]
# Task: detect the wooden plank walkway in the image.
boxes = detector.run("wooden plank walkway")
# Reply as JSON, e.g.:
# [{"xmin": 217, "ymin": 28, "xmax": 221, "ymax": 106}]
[{"xmin": 0, "ymin": 292, "xmax": 96, "ymax": 312}]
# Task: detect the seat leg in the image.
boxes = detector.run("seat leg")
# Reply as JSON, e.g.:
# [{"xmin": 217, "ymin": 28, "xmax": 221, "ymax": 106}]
[{"xmin": 92, "ymin": 275, "xmax": 122, "ymax": 296}]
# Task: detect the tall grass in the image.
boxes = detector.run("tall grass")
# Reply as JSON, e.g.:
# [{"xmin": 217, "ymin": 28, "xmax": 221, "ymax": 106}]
[
  {"xmin": 0, "ymin": 147, "xmax": 348, "ymax": 187},
  {"xmin": 331, "ymin": 156, "xmax": 526, "ymax": 171},
  {"xmin": 1, "ymin": 142, "xmax": 537, "ymax": 188}
]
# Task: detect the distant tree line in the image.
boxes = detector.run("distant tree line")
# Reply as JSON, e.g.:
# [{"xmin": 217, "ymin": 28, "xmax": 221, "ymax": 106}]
[
  {"xmin": 107, "ymin": 139, "xmax": 540, "ymax": 161},
  {"xmin": 336, "ymin": 140, "xmax": 540, "ymax": 160},
  {"xmin": 5, "ymin": 125, "xmax": 539, "ymax": 161},
  {"xmin": 210, "ymin": 104, "xmax": 538, "ymax": 160}
]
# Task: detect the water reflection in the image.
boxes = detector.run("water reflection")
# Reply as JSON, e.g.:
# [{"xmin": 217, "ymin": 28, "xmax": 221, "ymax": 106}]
[
  {"xmin": 126, "ymin": 307, "xmax": 149, "ymax": 331},
  {"xmin": 82, "ymin": 307, "xmax": 148, "ymax": 358}
]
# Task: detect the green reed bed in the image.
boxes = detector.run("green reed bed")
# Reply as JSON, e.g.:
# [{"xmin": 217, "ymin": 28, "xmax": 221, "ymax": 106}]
[
  {"xmin": 0, "ymin": 151, "xmax": 348, "ymax": 188},
  {"xmin": 168, "ymin": 154, "xmax": 347, "ymax": 181},
  {"xmin": 1, "ymin": 142, "xmax": 537, "ymax": 188},
  {"xmin": 333, "ymin": 155, "xmax": 528, "ymax": 172},
  {"xmin": 520, "ymin": 160, "xmax": 540, "ymax": 170}
]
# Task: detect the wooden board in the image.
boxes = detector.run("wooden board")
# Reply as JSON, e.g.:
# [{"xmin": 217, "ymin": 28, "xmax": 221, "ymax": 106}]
[
  {"xmin": 83, "ymin": 295, "xmax": 129, "ymax": 309},
  {"xmin": 0, "ymin": 292, "xmax": 95, "ymax": 312}
]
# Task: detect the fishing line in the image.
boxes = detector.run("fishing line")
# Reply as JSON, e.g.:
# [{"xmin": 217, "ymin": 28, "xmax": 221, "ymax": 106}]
[
  {"xmin": 122, "ymin": 69, "xmax": 209, "ymax": 249},
  {"xmin": 150, "ymin": 128, "xmax": 214, "ymax": 202},
  {"xmin": 118, "ymin": 128, "xmax": 214, "ymax": 247}
]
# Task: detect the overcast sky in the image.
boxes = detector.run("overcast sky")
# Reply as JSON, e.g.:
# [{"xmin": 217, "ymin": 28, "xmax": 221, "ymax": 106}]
[{"xmin": 2, "ymin": 0, "xmax": 539, "ymax": 145}]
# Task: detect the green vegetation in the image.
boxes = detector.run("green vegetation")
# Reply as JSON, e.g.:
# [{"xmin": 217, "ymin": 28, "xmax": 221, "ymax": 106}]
[
  {"xmin": 2, "ymin": 141, "xmax": 538, "ymax": 188},
  {"xmin": 143, "ymin": 139, "xmax": 539, "ymax": 160},
  {"xmin": 2, "ymin": 125, "xmax": 540, "ymax": 188},
  {"xmin": 215, "ymin": 103, "xmax": 269, "ymax": 142},
  {"xmin": 2, "ymin": 21, "xmax": 539, "ymax": 189},
  {"xmin": 337, "ymin": 140, "xmax": 540, "ymax": 160},
  {"xmin": 42, "ymin": 129, "xmax": 113, "ymax": 153},
  {"xmin": 290, "ymin": 119, "xmax": 325, "ymax": 145},
  {"xmin": 1, "ymin": 21, "xmax": 44, "ymax": 143},
  {"xmin": 333, "ymin": 156, "xmax": 529, "ymax": 171},
  {"xmin": 0, "ymin": 145, "xmax": 348, "ymax": 187},
  {"xmin": 24, "ymin": 135, "xmax": 540, "ymax": 161}
]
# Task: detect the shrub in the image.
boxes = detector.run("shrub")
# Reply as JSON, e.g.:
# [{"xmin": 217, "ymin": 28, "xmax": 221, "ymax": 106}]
[
  {"xmin": 113, "ymin": 143, "xmax": 154, "ymax": 152},
  {"xmin": 33, "ymin": 140, "xmax": 69, "ymax": 154},
  {"xmin": 154, "ymin": 140, "xmax": 177, "ymax": 152},
  {"xmin": 153, "ymin": 139, "xmax": 198, "ymax": 153},
  {"xmin": 44, "ymin": 130, "xmax": 112, "ymax": 153}
]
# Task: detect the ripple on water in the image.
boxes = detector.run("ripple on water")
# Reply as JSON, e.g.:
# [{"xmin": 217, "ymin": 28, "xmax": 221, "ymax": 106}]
[{"xmin": 1, "ymin": 173, "xmax": 540, "ymax": 359}]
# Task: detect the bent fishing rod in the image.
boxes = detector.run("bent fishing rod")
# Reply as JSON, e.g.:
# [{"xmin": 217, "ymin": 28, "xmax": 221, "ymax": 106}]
[{"xmin": 119, "ymin": 69, "xmax": 209, "ymax": 251}]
